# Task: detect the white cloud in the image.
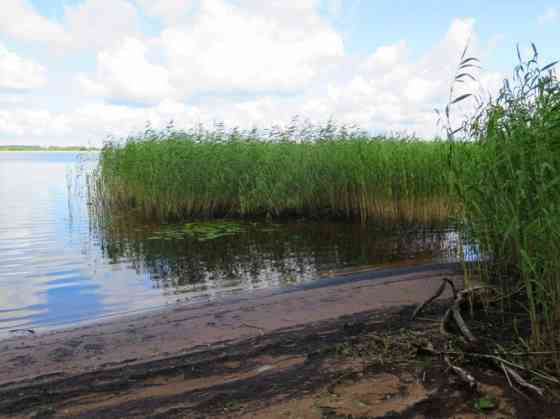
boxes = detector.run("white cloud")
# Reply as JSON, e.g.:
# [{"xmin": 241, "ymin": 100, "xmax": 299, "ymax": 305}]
[
  {"xmin": 160, "ymin": 0, "xmax": 344, "ymax": 95},
  {"xmin": 78, "ymin": 37, "xmax": 173, "ymax": 104},
  {"xmin": 0, "ymin": 109, "xmax": 69, "ymax": 137},
  {"xmin": 365, "ymin": 40, "xmax": 408, "ymax": 72},
  {"xmin": 0, "ymin": 94, "xmax": 27, "ymax": 105},
  {"xmin": 135, "ymin": 0, "xmax": 196, "ymax": 23},
  {"xmin": 0, "ymin": 0, "xmax": 142, "ymax": 52},
  {"xmin": 0, "ymin": 0, "xmax": 69, "ymax": 45},
  {"xmin": 0, "ymin": 12, "xmax": 503, "ymax": 145},
  {"xmin": 538, "ymin": 7, "xmax": 559, "ymax": 24},
  {"xmin": 79, "ymin": 0, "xmax": 344, "ymax": 104},
  {"xmin": 298, "ymin": 18, "xmax": 487, "ymax": 136},
  {"xmin": 63, "ymin": 0, "xmax": 143, "ymax": 51},
  {"xmin": 0, "ymin": 44, "xmax": 46, "ymax": 90}
]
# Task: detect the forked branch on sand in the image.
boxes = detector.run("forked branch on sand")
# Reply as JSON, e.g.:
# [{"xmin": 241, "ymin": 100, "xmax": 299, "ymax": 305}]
[{"xmin": 411, "ymin": 277, "xmax": 548, "ymax": 398}]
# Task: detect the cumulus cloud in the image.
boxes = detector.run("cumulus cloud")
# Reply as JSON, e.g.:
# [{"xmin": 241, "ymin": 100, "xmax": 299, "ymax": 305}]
[
  {"xmin": 0, "ymin": 0, "xmax": 142, "ymax": 52},
  {"xmin": 63, "ymin": 0, "xmax": 143, "ymax": 51},
  {"xmin": 538, "ymin": 7, "xmax": 559, "ymax": 24},
  {"xmin": 0, "ymin": 5, "xmax": 503, "ymax": 145},
  {"xmin": 82, "ymin": 0, "xmax": 344, "ymax": 104},
  {"xmin": 0, "ymin": 44, "xmax": 46, "ymax": 90},
  {"xmin": 78, "ymin": 37, "xmax": 173, "ymax": 104},
  {"xmin": 301, "ymin": 18, "xmax": 502, "ymax": 136},
  {"xmin": 0, "ymin": 0, "xmax": 69, "ymax": 45},
  {"xmin": 365, "ymin": 40, "xmax": 408, "ymax": 72},
  {"xmin": 0, "ymin": 109, "xmax": 69, "ymax": 137}
]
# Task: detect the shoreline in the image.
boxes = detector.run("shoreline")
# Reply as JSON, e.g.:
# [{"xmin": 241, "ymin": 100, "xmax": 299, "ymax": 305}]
[
  {"xmin": 0, "ymin": 261, "xmax": 459, "ymax": 342},
  {"xmin": 3, "ymin": 262, "xmax": 558, "ymax": 418},
  {"xmin": 1, "ymin": 263, "xmax": 460, "ymax": 387},
  {"xmin": 0, "ymin": 150, "xmax": 99, "ymax": 153},
  {"xmin": 0, "ymin": 264, "xmax": 468, "ymax": 417}
]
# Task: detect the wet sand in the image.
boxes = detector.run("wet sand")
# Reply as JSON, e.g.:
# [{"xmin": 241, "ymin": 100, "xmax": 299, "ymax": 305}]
[{"xmin": 0, "ymin": 263, "xmax": 460, "ymax": 387}]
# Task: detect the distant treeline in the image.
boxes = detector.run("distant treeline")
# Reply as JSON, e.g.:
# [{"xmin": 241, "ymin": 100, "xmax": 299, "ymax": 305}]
[{"xmin": 0, "ymin": 145, "xmax": 98, "ymax": 151}]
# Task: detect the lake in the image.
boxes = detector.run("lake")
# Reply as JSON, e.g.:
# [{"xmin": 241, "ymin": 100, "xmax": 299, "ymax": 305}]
[{"xmin": 0, "ymin": 152, "xmax": 464, "ymax": 337}]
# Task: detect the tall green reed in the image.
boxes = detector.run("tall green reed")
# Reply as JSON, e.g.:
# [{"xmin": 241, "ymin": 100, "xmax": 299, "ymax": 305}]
[
  {"xmin": 95, "ymin": 125, "xmax": 458, "ymax": 225},
  {"xmin": 455, "ymin": 45, "xmax": 560, "ymax": 368}
]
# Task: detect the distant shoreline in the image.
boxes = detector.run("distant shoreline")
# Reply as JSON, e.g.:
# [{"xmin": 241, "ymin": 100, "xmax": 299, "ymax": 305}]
[{"xmin": 0, "ymin": 147, "xmax": 99, "ymax": 152}]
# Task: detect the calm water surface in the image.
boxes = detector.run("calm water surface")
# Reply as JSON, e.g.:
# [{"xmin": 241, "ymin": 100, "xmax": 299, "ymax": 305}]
[{"xmin": 0, "ymin": 152, "xmax": 464, "ymax": 336}]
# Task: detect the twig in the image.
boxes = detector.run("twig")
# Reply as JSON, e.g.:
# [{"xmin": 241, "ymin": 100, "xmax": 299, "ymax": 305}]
[
  {"xmin": 442, "ymin": 277, "xmax": 458, "ymax": 298},
  {"xmin": 503, "ymin": 365, "xmax": 545, "ymax": 398},
  {"xmin": 443, "ymin": 351, "xmax": 560, "ymax": 386},
  {"xmin": 501, "ymin": 362, "xmax": 530, "ymax": 400},
  {"xmin": 444, "ymin": 355, "xmax": 478, "ymax": 390},
  {"xmin": 442, "ymin": 286, "xmax": 492, "ymax": 343},
  {"xmin": 411, "ymin": 280, "xmax": 447, "ymax": 320},
  {"xmin": 477, "ymin": 354, "xmax": 560, "ymax": 386},
  {"xmin": 501, "ymin": 362, "xmax": 514, "ymax": 388},
  {"xmin": 502, "ymin": 351, "xmax": 560, "ymax": 357},
  {"xmin": 414, "ymin": 317, "xmax": 442, "ymax": 323},
  {"xmin": 452, "ymin": 303, "xmax": 477, "ymax": 343}
]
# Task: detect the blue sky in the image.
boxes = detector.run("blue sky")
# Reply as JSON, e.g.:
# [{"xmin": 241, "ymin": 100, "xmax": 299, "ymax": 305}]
[{"xmin": 0, "ymin": 0, "xmax": 558, "ymax": 145}]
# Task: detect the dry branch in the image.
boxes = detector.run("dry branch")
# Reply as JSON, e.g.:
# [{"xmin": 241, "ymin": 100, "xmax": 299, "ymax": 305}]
[
  {"xmin": 411, "ymin": 280, "xmax": 447, "ymax": 320},
  {"xmin": 503, "ymin": 365, "xmax": 545, "ymax": 398},
  {"xmin": 444, "ymin": 355, "xmax": 478, "ymax": 389},
  {"xmin": 411, "ymin": 277, "xmax": 556, "ymax": 399}
]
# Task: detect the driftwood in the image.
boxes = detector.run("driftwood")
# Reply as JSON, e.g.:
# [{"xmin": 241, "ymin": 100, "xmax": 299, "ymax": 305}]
[
  {"xmin": 410, "ymin": 281, "xmax": 447, "ymax": 320},
  {"xmin": 411, "ymin": 277, "xmax": 487, "ymax": 342},
  {"xmin": 410, "ymin": 277, "xmax": 459, "ymax": 321},
  {"xmin": 444, "ymin": 286, "xmax": 490, "ymax": 343},
  {"xmin": 411, "ymin": 277, "xmax": 549, "ymax": 399}
]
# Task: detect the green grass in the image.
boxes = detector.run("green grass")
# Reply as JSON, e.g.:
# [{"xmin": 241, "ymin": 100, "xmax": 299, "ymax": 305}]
[{"xmin": 94, "ymin": 129, "xmax": 462, "ymax": 225}]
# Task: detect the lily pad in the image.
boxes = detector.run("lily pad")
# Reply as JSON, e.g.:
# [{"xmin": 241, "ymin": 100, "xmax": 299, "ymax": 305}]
[
  {"xmin": 183, "ymin": 221, "xmax": 245, "ymax": 241},
  {"xmin": 145, "ymin": 220, "xmax": 280, "ymax": 242}
]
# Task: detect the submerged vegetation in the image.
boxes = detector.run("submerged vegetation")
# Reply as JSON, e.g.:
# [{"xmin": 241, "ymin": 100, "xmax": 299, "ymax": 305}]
[
  {"xmin": 147, "ymin": 220, "xmax": 247, "ymax": 241},
  {"xmin": 92, "ymin": 45, "xmax": 560, "ymax": 375}
]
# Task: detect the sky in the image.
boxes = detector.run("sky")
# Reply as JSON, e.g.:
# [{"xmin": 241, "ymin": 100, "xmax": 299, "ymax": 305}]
[{"xmin": 0, "ymin": 0, "xmax": 558, "ymax": 146}]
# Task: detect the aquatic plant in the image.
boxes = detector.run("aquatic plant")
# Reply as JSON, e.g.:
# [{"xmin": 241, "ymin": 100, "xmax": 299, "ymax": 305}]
[
  {"xmin": 455, "ymin": 44, "xmax": 560, "ymax": 369},
  {"xmin": 94, "ymin": 126, "xmax": 462, "ymax": 225},
  {"xmin": 147, "ymin": 221, "xmax": 247, "ymax": 241}
]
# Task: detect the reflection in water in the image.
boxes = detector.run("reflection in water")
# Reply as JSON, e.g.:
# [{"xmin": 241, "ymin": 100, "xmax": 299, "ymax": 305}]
[
  {"xmin": 0, "ymin": 152, "xmax": 466, "ymax": 337},
  {"xmin": 94, "ymin": 218, "xmax": 461, "ymax": 303}
]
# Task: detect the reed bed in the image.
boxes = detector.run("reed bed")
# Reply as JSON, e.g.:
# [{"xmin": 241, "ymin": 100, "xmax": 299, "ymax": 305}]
[
  {"xmin": 95, "ymin": 129, "xmax": 462, "ymax": 225},
  {"xmin": 455, "ymin": 47, "xmax": 560, "ymax": 370}
]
